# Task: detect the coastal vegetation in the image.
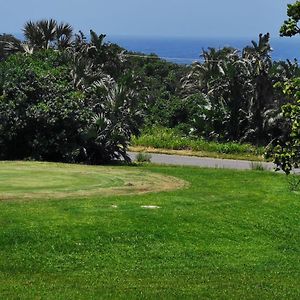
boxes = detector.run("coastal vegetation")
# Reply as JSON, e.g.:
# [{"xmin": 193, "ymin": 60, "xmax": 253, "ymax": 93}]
[
  {"xmin": 0, "ymin": 13, "xmax": 299, "ymax": 170},
  {"xmin": 268, "ymin": 0, "xmax": 300, "ymax": 174},
  {"xmin": 0, "ymin": 2, "xmax": 300, "ymax": 298},
  {"xmin": 0, "ymin": 27, "xmax": 144, "ymax": 163}
]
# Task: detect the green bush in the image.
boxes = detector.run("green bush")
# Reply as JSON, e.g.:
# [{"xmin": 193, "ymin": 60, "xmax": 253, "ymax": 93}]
[
  {"xmin": 268, "ymin": 77, "xmax": 300, "ymax": 174},
  {"xmin": 0, "ymin": 50, "xmax": 141, "ymax": 163}
]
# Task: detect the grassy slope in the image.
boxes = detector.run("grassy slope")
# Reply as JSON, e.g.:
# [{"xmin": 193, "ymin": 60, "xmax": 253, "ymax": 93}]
[{"xmin": 0, "ymin": 164, "xmax": 299, "ymax": 299}]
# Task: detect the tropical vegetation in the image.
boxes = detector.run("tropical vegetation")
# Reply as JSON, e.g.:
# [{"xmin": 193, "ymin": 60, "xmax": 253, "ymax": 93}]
[
  {"xmin": 0, "ymin": 22, "xmax": 144, "ymax": 163},
  {"xmin": 0, "ymin": 3, "xmax": 299, "ymax": 170},
  {"xmin": 266, "ymin": 0, "xmax": 300, "ymax": 174},
  {"xmin": 1, "ymin": 3, "xmax": 300, "ymax": 299}
]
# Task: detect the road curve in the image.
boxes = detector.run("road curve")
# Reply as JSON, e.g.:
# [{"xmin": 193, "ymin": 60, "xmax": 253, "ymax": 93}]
[{"xmin": 128, "ymin": 152, "xmax": 274, "ymax": 170}]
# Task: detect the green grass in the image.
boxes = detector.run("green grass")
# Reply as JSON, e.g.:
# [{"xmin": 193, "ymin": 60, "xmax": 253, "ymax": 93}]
[
  {"xmin": 0, "ymin": 161, "xmax": 183, "ymax": 200},
  {"xmin": 0, "ymin": 162, "xmax": 300, "ymax": 299},
  {"xmin": 131, "ymin": 127, "xmax": 265, "ymax": 161}
]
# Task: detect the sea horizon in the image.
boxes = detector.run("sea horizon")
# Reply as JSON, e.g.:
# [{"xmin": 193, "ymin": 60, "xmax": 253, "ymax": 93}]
[
  {"xmin": 12, "ymin": 32, "xmax": 300, "ymax": 64},
  {"xmin": 107, "ymin": 34, "xmax": 300, "ymax": 64}
]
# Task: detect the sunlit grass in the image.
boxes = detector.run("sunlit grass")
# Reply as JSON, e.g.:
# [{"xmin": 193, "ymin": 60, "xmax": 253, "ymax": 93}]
[
  {"xmin": 0, "ymin": 161, "xmax": 184, "ymax": 200},
  {"xmin": 0, "ymin": 163, "xmax": 299, "ymax": 299},
  {"xmin": 131, "ymin": 127, "xmax": 265, "ymax": 161}
]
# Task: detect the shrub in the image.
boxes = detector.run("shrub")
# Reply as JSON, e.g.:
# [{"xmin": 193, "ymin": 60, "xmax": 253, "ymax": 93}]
[
  {"xmin": 0, "ymin": 50, "xmax": 141, "ymax": 163},
  {"xmin": 268, "ymin": 77, "xmax": 300, "ymax": 175},
  {"xmin": 132, "ymin": 127, "xmax": 264, "ymax": 156}
]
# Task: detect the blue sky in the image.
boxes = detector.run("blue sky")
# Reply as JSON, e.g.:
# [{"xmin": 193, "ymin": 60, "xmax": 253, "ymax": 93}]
[{"xmin": 1, "ymin": 0, "xmax": 292, "ymax": 38}]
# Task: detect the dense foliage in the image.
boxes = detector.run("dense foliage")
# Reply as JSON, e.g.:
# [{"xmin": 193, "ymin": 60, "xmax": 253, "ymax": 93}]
[
  {"xmin": 268, "ymin": 78, "xmax": 300, "ymax": 174},
  {"xmin": 182, "ymin": 34, "xmax": 297, "ymax": 144},
  {"xmin": 0, "ymin": 34, "xmax": 22, "ymax": 60},
  {"xmin": 1, "ymin": 17, "xmax": 300, "ymax": 165},
  {"xmin": 266, "ymin": 1, "xmax": 300, "ymax": 174},
  {"xmin": 280, "ymin": 1, "xmax": 300, "ymax": 37},
  {"xmin": 0, "ymin": 33, "xmax": 143, "ymax": 163}
]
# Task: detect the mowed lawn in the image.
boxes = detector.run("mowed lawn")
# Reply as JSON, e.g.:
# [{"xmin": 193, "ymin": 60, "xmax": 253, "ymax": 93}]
[{"xmin": 0, "ymin": 162, "xmax": 299, "ymax": 299}]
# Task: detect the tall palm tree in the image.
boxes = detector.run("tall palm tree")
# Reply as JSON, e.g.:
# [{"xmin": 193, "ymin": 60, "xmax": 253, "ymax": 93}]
[
  {"xmin": 24, "ymin": 20, "xmax": 51, "ymax": 49},
  {"xmin": 242, "ymin": 33, "xmax": 274, "ymax": 143},
  {"xmin": 184, "ymin": 47, "xmax": 249, "ymax": 140},
  {"xmin": 23, "ymin": 19, "xmax": 73, "ymax": 50}
]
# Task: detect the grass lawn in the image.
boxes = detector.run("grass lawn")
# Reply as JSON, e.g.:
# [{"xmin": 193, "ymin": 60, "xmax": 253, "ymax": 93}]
[{"xmin": 0, "ymin": 162, "xmax": 299, "ymax": 299}]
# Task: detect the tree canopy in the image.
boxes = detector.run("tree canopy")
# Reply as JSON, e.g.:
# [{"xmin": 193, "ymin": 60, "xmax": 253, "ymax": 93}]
[
  {"xmin": 280, "ymin": 1, "xmax": 300, "ymax": 37},
  {"xmin": 266, "ymin": 1, "xmax": 300, "ymax": 175}
]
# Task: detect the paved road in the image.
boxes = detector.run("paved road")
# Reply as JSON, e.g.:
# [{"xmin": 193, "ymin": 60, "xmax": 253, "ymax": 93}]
[{"xmin": 128, "ymin": 152, "xmax": 275, "ymax": 170}]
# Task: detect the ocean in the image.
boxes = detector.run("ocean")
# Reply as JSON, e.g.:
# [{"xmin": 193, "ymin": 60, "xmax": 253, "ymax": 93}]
[
  {"xmin": 14, "ymin": 33, "xmax": 300, "ymax": 65},
  {"xmin": 107, "ymin": 35, "xmax": 300, "ymax": 65}
]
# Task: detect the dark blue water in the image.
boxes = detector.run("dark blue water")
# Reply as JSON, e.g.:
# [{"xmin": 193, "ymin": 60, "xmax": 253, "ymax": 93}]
[
  {"xmin": 14, "ymin": 33, "xmax": 300, "ymax": 64},
  {"xmin": 107, "ymin": 35, "xmax": 300, "ymax": 64}
]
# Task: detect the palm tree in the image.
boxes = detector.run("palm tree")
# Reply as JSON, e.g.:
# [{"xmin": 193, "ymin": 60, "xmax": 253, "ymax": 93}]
[
  {"xmin": 242, "ymin": 33, "xmax": 274, "ymax": 143},
  {"xmin": 24, "ymin": 20, "xmax": 51, "ymax": 49},
  {"xmin": 23, "ymin": 19, "xmax": 73, "ymax": 50},
  {"xmin": 82, "ymin": 82, "xmax": 142, "ymax": 163},
  {"xmin": 55, "ymin": 22, "xmax": 73, "ymax": 49},
  {"xmin": 67, "ymin": 30, "xmax": 124, "ymax": 89},
  {"xmin": 184, "ymin": 47, "xmax": 249, "ymax": 140}
]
